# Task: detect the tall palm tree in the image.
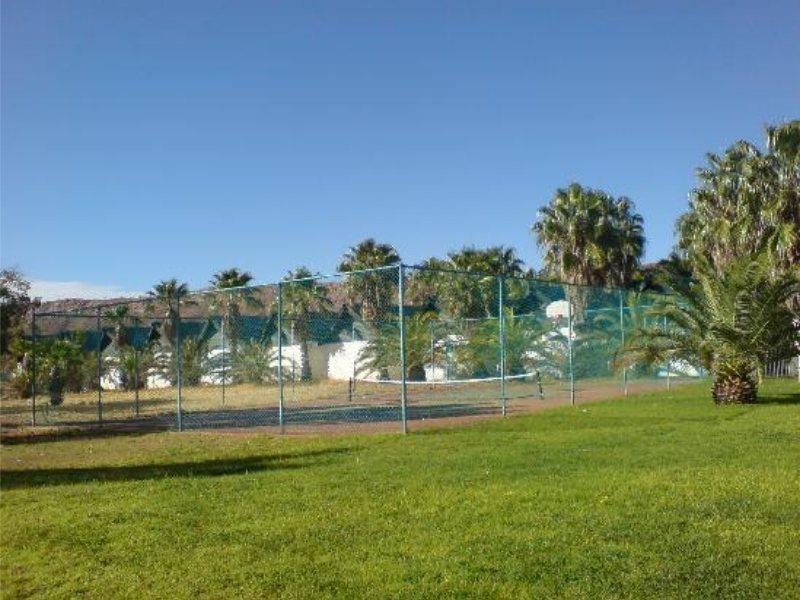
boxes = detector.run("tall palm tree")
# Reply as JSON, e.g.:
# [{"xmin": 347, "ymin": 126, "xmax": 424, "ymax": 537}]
[
  {"xmin": 765, "ymin": 120, "xmax": 800, "ymax": 270},
  {"xmin": 533, "ymin": 183, "xmax": 645, "ymax": 287},
  {"xmin": 621, "ymin": 256, "xmax": 799, "ymax": 404},
  {"xmin": 532, "ymin": 183, "xmax": 645, "ymax": 318},
  {"xmin": 338, "ymin": 239, "xmax": 400, "ymax": 322},
  {"xmin": 148, "ymin": 279, "xmax": 190, "ymax": 348},
  {"xmin": 147, "ymin": 279, "xmax": 191, "ymax": 386},
  {"xmin": 211, "ymin": 268, "xmax": 254, "ymax": 290},
  {"xmin": 209, "ymin": 268, "xmax": 261, "ymax": 369},
  {"xmin": 677, "ymin": 120, "xmax": 800, "ymax": 273},
  {"xmin": 280, "ymin": 267, "xmax": 332, "ymax": 380},
  {"xmin": 105, "ymin": 305, "xmax": 130, "ymax": 350}
]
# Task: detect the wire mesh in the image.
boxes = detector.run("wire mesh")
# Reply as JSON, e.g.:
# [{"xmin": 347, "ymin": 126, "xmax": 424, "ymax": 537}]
[{"xmin": 17, "ymin": 264, "xmax": 706, "ymax": 433}]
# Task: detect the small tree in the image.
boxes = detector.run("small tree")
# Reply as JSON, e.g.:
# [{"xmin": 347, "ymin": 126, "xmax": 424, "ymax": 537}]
[
  {"xmin": 360, "ymin": 311, "xmax": 437, "ymax": 381},
  {"xmin": 621, "ymin": 256, "xmax": 799, "ymax": 404},
  {"xmin": 0, "ymin": 268, "xmax": 32, "ymax": 356}
]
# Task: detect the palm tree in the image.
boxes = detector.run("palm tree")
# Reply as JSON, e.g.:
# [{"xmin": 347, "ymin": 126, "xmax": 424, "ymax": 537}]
[
  {"xmin": 209, "ymin": 268, "xmax": 261, "ymax": 380},
  {"xmin": 532, "ymin": 183, "xmax": 645, "ymax": 318},
  {"xmin": 338, "ymin": 239, "xmax": 400, "ymax": 321},
  {"xmin": 443, "ymin": 246, "xmax": 526, "ymax": 318},
  {"xmin": 280, "ymin": 267, "xmax": 332, "ymax": 381},
  {"xmin": 456, "ymin": 309, "xmax": 548, "ymax": 378},
  {"xmin": 105, "ymin": 305, "xmax": 130, "ymax": 349},
  {"xmin": 533, "ymin": 183, "xmax": 645, "ymax": 287},
  {"xmin": 148, "ymin": 279, "xmax": 190, "ymax": 348},
  {"xmin": 765, "ymin": 120, "xmax": 800, "ymax": 271},
  {"xmin": 406, "ymin": 257, "xmax": 452, "ymax": 309},
  {"xmin": 677, "ymin": 120, "xmax": 800, "ymax": 273},
  {"xmin": 360, "ymin": 311, "xmax": 437, "ymax": 381},
  {"xmin": 104, "ymin": 305, "xmax": 133, "ymax": 390},
  {"xmin": 210, "ymin": 268, "xmax": 254, "ymax": 290},
  {"xmin": 620, "ymin": 256, "xmax": 799, "ymax": 404}
]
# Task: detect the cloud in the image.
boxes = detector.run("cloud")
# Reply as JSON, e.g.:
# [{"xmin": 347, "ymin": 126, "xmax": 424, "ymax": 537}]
[{"xmin": 30, "ymin": 280, "xmax": 144, "ymax": 301}]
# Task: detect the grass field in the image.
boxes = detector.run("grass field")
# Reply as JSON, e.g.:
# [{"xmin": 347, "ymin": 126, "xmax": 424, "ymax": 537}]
[{"xmin": 1, "ymin": 380, "xmax": 799, "ymax": 598}]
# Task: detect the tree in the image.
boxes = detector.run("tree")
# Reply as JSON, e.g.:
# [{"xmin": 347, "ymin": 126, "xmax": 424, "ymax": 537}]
[
  {"xmin": 148, "ymin": 279, "xmax": 190, "ymax": 347},
  {"xmin": 360, "ymin": 311, "xmax": 437, "ymax": 381},
  {"xmin": 620, "ymin": 256, "xmax": 799, "ymax": 404},
  {"xmin": 104, "ymin": 305, "xmax": 132, "ymax": 389},
  {"xmin": 338, "ymin": 239, "xmax": 400, "ymax": 321},
  {"xmin": 406, "ymin": 257, "xmax": 452, "ymax": 309},
  {"xmin": 677, "ymin": 121, "xmax": 800, "ymax": 273},
  {"xmin": 533, "ymin": 183, "xmax": 645, "ymax": 287},
  {"xmin": 442, "ymin": 246, "xmax": 526, "ymax": 318},
  {"xmin": 209, "ymin": 268, "xmax": 261, "ymax": 378},
  {"xmin": 1, "ymin": 268, "xmax": 32, "ymax": 356},
  {"xmin": 456, "ymin": 309, "xmax": 549, "ymax": 378},
  {"xmin": 532, "ymin": 184, "xmax": 645, "ymax": 319},
  {"xmin": 280, "ymin": 267, "xmax": 331, "ymax": 380},
  {"xmin": 104, "ymin": 305, "xmax": 153, "ymax": 393},
  {"xmin": 408, "ymin": 247, "xmax": 527, "ymax": 319}
]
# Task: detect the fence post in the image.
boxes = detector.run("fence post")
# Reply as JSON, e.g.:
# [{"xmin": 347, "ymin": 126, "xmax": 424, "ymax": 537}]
[
  {"xmin": 619, "ymin": 291, "xmax": 628, "ymax": 396},
  {"xmin": 398, "ymin": 264, "xmax": 408, "ymax": 434},
  {"xmin": 567, "ymin": 293, "xmax": 575, "ymax": 406},
  {"xmin": 134, "ymin": 348, "xmax": 140, "ymax": 417},
  {"xmin": 96, "ymin": 307, "xmax": 103, "ymax": 425},
  {"xmin": 498, "ymin": 275, "xmax": 506, "ymax": 416},
  {"xmin": 221, "ymin": 317, "xmax": 226, "ymax": 407},
  {"xmin": 31, "ymin": 309, "xmax": 37, "ymax": 427},
  {"xmin": 662, "ymin": 315, "xmax": 672, "ymax": 391},
  {"xmin": 277, "ymin": 281, "xmax": 284, "ymax": 431},
  {"xmin": 176, "ymin": 300, "xmax": 183, "ymax": 431},
  {"xmin": 429, "ymin": 321, "xmax": 435, "ymax": 381}
]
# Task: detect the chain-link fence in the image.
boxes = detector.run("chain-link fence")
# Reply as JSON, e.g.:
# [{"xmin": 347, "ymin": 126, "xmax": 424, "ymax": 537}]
[{"xmin": 6, "ymin": 265, "xmax": 702, "ymax": 433}]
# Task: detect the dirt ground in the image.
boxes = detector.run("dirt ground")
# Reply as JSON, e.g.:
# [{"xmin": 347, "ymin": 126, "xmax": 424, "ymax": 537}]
[{"xmin": 1, "ymin": 377, "xmax": 685, "ymax": 441}]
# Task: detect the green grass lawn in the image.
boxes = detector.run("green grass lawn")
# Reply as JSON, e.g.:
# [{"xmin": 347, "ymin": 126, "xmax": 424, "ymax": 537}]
[{"xmin": 1, "ymin": 380, "xmax": 799, "ymax": 599}]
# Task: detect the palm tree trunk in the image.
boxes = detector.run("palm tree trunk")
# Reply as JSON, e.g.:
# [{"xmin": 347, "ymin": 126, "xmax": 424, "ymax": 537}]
[
  {"xmin": 300, "ymin": 338, "xmax": 312, "ymax": 381},
  {"xmin": 408, "ymin": 363, "xmax": 426, "ymax": 381},
  {"xmin": 712, "ymin": 372, "xmax": 757, "ymax": 404}
]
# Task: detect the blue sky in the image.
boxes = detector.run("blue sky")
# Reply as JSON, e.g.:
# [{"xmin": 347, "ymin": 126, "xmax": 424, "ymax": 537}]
[{"xmin": 2, "ymin": 1, "xmax": 798, "ymax": 299}]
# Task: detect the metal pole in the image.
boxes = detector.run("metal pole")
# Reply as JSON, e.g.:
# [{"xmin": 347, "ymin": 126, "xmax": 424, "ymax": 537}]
[
  {"xmin": 175, "ymin": 300, "xmax": 183, "ymax": 431},
  {"xmin": 619, "ymin": 291, "xmax": 628, "ymax": 396},
  {"xmin": 429, "ymin": 321, "xmax": 435, "ymax": 382},
  {"xmin": 398, "ymin": 264, "xmax": 408, "ymax": 434},
  {"xmin": 31, "ymin": 310, "xmax": 37, "ymax": 427},
  {"xmin": 134, "ymin": 349, "xmax": 140, "ymax": 417},
  {"xmin": 663, "ymin": 315, "xmax": 671, "ymax": 391},
  {"xmin": 277, "ymin": 282, "xmax": 284, "ymax": 431},
  {"xmin": 498, "ymin": 276, "xmax": 506, "ymax": 416},
  {"xmin": 221, "ymin": 318, "xmax": 226, "ymax": 406},
  {"xmin": 96, "ymin": 308, "xmax": 103, "ymax": 425},
  {"xmin": 567, "ymin": 296, "xmax": 575, "ymax": 406}
]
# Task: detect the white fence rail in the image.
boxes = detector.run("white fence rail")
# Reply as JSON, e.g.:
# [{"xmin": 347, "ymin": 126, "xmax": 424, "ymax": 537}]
[{"xmin": 764, "ymin": 357, "xmax": 799, "ymax": 379}]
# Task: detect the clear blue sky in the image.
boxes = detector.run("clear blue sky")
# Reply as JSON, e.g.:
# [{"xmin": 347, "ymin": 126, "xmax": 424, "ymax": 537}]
[{"xmin": 2, "ymin": 1, "xmax": 798, "ymax": 298}]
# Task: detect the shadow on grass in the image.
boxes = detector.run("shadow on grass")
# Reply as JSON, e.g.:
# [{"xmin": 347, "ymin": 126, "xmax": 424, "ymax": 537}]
[
  {"xmin": 0, "ymin": 422, "xmax": 171, "ymax": 446},
  {"xmin": 0, "ymin": 447, "xmax": 355, "ymax": 490},
  {"xmin": 757, "ymin": 390, "xmax": 800, "ymax": 405}
]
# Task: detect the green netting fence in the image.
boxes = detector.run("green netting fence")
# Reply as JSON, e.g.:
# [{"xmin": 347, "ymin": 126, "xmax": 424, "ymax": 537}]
[{"xmin": 8, "ymin": 264, "xmax": 706, "ymax": 433}]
